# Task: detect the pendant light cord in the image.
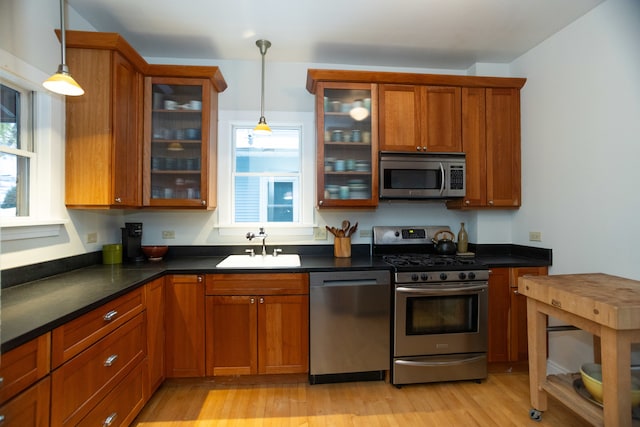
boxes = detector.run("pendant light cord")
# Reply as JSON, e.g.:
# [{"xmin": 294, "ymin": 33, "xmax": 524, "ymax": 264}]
[
  {"xmin": 256, "ymin": 40, "xmax": 271, "ymax": 121},
  {"xmin": 59, "ymin": 0, "xmax": 67, "ymax": 69}
]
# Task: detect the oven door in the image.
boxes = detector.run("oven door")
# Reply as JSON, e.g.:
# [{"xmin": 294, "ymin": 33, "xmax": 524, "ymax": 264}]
[{"xmin": 394, "ymin": 282, "xmax": 488, "ymax": 357}]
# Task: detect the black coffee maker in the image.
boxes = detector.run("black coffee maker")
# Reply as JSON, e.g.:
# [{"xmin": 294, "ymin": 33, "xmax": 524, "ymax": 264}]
[{"xmin": 121, "ymin": 222, "xmax": 144, "ymax": 263}]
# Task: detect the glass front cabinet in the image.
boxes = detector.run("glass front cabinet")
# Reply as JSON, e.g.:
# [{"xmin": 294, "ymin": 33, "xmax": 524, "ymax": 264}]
[
  {"xmin": 143, "ymin": 76, "xmax": 219, "ymax": 208},
  {"xmin": 315, "ymin": 82, "xmax": 378, "ymax": 208}
]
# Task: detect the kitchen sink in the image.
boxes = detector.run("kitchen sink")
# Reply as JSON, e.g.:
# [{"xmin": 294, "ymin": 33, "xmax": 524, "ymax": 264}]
[{"xmin": 215, "ymin": 254, "xmax": 301, "ymax": 268}]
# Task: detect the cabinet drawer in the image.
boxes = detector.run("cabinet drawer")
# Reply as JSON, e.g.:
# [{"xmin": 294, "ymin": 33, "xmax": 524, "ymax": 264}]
[
  {"xmin": 51, "ymin": 313, "xmax": 146, "ymax": 427},
  {"xmin": 77, "ymin": 360, "xmax": 146, "ymax": 427},
  {"xmin": 52, "ymin": 287, "xmax": 144, "ymax": 367},
  {"xmin": 206, "ymin": 273, "xmax": 309, "ymax": 295},
  {"xmin": 0, "ymin": 333, "xmax": 50, "ymax": 405},
  {"xmin": 0, "ymin": 376, "xmax": 50, "ymax": 427}
]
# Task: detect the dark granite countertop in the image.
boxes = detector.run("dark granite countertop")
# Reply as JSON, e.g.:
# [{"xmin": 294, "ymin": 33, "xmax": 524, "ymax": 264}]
[{"xmin": 1, "ymin": 243, "xmax": 551, "ymax": 353}]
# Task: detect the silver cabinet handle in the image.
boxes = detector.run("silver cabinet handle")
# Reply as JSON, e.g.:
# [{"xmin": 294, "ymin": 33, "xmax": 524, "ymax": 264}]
[
  {"xmin": 0, "ymin": 377, "xmax": 4, "ymax": 386},
  {"xmin": 114, "ymin": 197, "xmax": 122, "ymax": 203},
  {"xmin": 103, "ymin": 412, "xmax": 117, "ymax": 427},
  {"xmin": 103, "ymin": 310, "xmax": 118, "ymax": 321},
  {"xmin": 104, "ymin": 354, "xmax": 118, "ymax": 367},
  {"xmin": 0, "ymin": 415, "xmax": 5, "ymax": 422}
]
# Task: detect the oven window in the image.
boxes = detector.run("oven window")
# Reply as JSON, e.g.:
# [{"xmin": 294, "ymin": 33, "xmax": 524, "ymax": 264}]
[
  {"xmin": 384, "ymin": 169, "xmax": 442, "ymax": 190},
  {"xmin": 406, "ymin": 294, "xmax": 478, "ymax": 335}
]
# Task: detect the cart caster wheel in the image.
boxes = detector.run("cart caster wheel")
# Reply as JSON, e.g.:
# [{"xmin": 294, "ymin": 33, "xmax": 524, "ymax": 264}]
[{"xmin": 529, "ymin": 409, "xmax": 543, "ymax": 422}]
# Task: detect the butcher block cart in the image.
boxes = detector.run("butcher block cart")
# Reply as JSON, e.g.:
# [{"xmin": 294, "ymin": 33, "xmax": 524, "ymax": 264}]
[{"xmin": 519, "ymin": 273, "xmax": 640, "ymax": 426}]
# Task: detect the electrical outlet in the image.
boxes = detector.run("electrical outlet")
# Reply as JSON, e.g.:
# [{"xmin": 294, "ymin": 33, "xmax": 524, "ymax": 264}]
[
  {"xmin": 86, "ymin": 232, "xmax": 98, "ymax": 243},
  {"xmin": 529, "ymin": 231, "xmax": 542, "ymax": 242},
  {"xmin": 359, "ymin": 229, "xmax": 372, "ymax": 238},
  {"xmin": 162, "ymin": 230, "xmax": 175, "ymax": 239},
  {"xmin": 314, "ymin": 227, "xmax": 327, "ymax": 240}
]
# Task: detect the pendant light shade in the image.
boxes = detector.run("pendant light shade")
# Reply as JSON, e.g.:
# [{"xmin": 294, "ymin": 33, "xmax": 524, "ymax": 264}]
[
  {"xmin": 43, "ymin": 0, "xmax": 84, "ymax": 96},
  {"xmin": 254, "ymin": 39, "xmax": 271, "ymax": 135}
]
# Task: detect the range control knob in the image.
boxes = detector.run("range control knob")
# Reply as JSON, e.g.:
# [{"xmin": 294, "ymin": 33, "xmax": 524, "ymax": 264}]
[
  {"xmin": 439, "ymin": 272, "xmax": 448, "ymax": 281},
  {"xmin": 420, "ymin": 273, "xmax": 429, "ymax": 281},
  {"xmin": 468, "ymin": 272, "xmax": 476, "ymax": 280},
  {"xmin": 411, "ymin": 274, "xmax": 419, "ymax": 282},
  {"xmin": 458, "ymin": 272, "xmax": 467, "ymax": 280}
]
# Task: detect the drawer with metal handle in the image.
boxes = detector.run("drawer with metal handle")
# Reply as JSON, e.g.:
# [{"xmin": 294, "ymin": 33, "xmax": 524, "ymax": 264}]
[{"xmin": 51, "ymin": 313, "xmax": 145, "ymax": 427}]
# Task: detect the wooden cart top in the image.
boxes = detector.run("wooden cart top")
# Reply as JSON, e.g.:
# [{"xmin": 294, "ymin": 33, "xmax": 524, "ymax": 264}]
[{"xmin": 518, "ymin": 273, "xmax": 640, "ymax": 330}]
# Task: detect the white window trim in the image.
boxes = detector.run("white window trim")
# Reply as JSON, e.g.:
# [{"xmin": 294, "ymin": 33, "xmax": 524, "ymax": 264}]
[
  {"xmin": 217, "ymin": 110, "xmax": 316, "ymax": 236},
  {"xmin": 0, "ymin": 48, "xmax": 68, "ymax": 241}
]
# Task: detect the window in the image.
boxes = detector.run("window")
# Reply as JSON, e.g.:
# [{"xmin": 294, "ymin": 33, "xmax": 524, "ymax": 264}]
[
  {"xmin": 0, "ymin": 81, "xmax": 33, "ymax": 217},
  {"xmin": 232, "ymin": 126, "xmax": 301, "ymax": 223}
]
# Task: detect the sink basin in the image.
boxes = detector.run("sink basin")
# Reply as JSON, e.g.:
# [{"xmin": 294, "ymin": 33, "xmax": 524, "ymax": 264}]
[{"xmin": 216, "ymin": 254, "xmax": 301, "ymax": 268}]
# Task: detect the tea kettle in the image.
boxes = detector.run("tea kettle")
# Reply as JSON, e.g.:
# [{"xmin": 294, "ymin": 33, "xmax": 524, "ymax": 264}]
[{"xmin": 432, "ymin": 230, "xmax": 457, "ymax": 255}]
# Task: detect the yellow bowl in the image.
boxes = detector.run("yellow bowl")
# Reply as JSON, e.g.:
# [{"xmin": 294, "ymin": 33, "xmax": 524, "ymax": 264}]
[{"xmin": 580, "ymin": 363, "xmax": 640, "ymax": 406}]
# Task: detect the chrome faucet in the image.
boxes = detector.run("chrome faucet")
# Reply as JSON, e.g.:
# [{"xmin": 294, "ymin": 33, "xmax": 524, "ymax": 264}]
[{"xmin": 246, "ymin": 227, "xmax": 268, "ymax": 256}]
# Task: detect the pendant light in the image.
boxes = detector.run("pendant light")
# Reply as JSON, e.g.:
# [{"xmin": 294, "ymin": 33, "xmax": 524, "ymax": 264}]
[
  {"xmin": 42, "ymin": 0, "xmax": 84, "ymax": 96},
  {"xmin": 253, "ymin": 39, "xmax": 271, "ymax": 135}
]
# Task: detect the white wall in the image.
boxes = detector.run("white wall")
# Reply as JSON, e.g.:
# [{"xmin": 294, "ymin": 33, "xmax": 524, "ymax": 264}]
[{"xmin": 510, "ymin": 0, "xmax": 640, "ymax": 372}]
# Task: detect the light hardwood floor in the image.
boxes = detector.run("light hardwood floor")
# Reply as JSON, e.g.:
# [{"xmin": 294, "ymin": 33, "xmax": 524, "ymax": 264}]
[{"xmin": 132, "ymin": 372, "xmax": 592, "ymax": 426}]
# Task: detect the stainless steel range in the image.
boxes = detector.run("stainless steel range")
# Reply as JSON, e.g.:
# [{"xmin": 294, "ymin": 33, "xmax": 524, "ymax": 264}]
[{"xmin": 373, "ymin": 226, "xmax": 489, "ymax": 386}]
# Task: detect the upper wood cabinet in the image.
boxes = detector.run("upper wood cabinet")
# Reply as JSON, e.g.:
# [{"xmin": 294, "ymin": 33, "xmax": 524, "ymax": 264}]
[
  {"xmin": 143, "ymin": 69, "xmax": 224, "ymax": 209},
  {"xmin": 65, "ymin": 34, "xmax": 143, "ymax": 208},
  {"xmin": 447, "ymin": 87, "xmax": 522, "ymax": 209},
  {"xmin": 62, "ymin": 31, "xmax": 226, "ymax": 209},
  {"xmin": 379, "ymin": 84, "xmax": 461, "ymax": 152},
  {"xmin": 312, "ymin": 82, "xmax": 379, "ymax": 208}
]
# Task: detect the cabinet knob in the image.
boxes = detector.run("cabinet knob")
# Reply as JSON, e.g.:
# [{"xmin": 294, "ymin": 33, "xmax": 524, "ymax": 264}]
[
  {"xmin": 416, "ymin": 146, "xmax": 422, "ymax": 151},
  {"xmin": 103, "ymin": 412, "xmax": 118, "ymax": 427},
  {"xmin": 104, "ymin": 354, "xmax": 119, "ymax": 367},
  {"xmin": 259, "ymin": 297, "xmax": 265, "ymax": 304},
  {"xmin": 201, "ymin": 200, "xmax": 206, "ymax": 206},
  {"xmin": 464, "ymin": 200, "xmax": 470, "ymax": 205},
  {"xmin": 114, "ymin": 197, "xmax": 122, "ymax": 203},
  {"xmin": 319, "ymin": 200, "xmax": 324, "ymax": 205},
  {"xmin": 488, "ymin": 200, "xmax": 494, "ymax": 206},
  {"xmin": 197, "ymin": 275, "xmax": 203, "ymax": 283},
  {"xmin": 250, "ymin": 298, "xmax": 256, "ymax": 304},
  {"xmin": 103, "ymin": 310, "xmax": 118, "ymax": 322}
]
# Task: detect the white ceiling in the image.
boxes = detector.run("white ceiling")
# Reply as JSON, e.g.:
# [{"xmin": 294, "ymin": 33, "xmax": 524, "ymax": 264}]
[{"xmin": 67, "ymin": 0, "xmax": 604, "ymax": 69}]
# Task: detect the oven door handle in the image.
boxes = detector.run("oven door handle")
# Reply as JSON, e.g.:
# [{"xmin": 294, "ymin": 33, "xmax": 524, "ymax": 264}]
[
  {"xmin": 396, "ymin": 285, "xmax": 487, "ymax": 296},
  {"xmin": 395, "ymin": 354, "xmax": 486, "ymax": 367},
  {"xmin": 439, "ymin": 162, "xmax": 445, "ymax": 195}
]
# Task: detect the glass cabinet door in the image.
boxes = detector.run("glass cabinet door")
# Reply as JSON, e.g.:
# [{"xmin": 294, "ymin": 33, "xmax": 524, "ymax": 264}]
[
  {"xmin": 316, "ymin": 82, "xmax": 378, "ymax": 208},
  {"xmin": 144, "ymin": 78, "xmax": 211, "ymax": 207}
]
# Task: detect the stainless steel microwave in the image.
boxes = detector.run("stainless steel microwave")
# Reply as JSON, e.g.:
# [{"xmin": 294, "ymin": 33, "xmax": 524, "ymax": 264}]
[{"xmin": 379, "ymin": 151, "xmax": 465, "ymax": 199}]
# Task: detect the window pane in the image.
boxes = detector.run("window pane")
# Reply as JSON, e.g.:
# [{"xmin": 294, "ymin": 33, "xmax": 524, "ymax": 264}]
[
  {"xmin": 1, "ymin": 82, "xmax": 31, "ymax": 217},
  {"xmin": 233, "ymin": 126, "xmax": 301, "ymax": 224}
]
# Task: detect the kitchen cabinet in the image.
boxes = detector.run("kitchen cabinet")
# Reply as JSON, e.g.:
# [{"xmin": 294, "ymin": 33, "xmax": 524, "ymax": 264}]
[
  {"xmin": 487, "ymin": 266, "xmax": 548, "ymax": 364},
  {"xmin": 63, "ymin": 31, "xmax": 226, "ymax": 210},
  {"xmin": 0, "ymin": 333, "xmax": 51, "ymax": 427},
  {"xmin": 164, "ymin": 274, "xmax": 205, "ymax": 378},
  {"xmin": 448, "ymin": 87, "xmax": 521, "ymax": 209},
  {"xmin": 143, "ymin": 67, "xmax": 225, "ymax": 209},
  {"xmin": 145, "ymin": 277, "xmax": 165, "ymax": 396},
  {"xmin": 205, "ymin": 273, "xmax": 309, "ymax": 376},
  {"xmin": 379, "ymin": 84, "xmax": 461, "ymax": 152},
  {"xmin": 50, "ymin": 287, "xmax": 146, "ymax": 427},
  {"xmin": 64, "ymin": 32, "xmax": 144, "ymax": 208},
  {"xmin": 312, "ymin": 82, "xmax": 379, "ymax": 208}
]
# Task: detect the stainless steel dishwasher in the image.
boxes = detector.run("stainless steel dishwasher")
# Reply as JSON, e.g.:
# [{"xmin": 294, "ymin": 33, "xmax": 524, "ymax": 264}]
[{"xmin": 309, "ymin": 270, "xmax": 390, "ymax": 384}]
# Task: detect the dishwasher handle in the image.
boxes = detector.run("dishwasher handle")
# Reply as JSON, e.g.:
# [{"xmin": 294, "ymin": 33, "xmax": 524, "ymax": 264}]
[{"xmin": 312, "ymin": 279, "xmax": 382, "ymax": 287}]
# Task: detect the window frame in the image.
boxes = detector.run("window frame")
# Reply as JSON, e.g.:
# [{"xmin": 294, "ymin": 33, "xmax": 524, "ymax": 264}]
[
  {"xmin": 0, "ymin": 49, "xmax": 68, "ymax": 241},
  {"xmin": 216, "ymin": 110, "xmax": 316, "ymax": 237}
]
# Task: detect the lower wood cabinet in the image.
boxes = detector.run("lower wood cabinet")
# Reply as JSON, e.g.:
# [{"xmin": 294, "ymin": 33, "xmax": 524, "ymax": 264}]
[
  {"xmin": 164, "ymin": 274, "xmax": 205, "ymax": 378},
  {"xmin": 205, "ymin": 273, "xmax": 309, "ymax": 376},
  {"xmin": 145, "ymin": 277, "xmax": 165, "ymax": 395},
  {"xmin": 0, "ymin": 377, "xmax": 50, "ymax": 427},
  {"xmin": 488, "ymin": 266, "xmax": 548, "ymax": 364}
]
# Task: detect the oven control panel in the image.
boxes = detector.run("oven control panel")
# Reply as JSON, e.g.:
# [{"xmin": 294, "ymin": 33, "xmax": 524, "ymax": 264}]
[
  {"xmin": 395, "ymin": 270, "xmax": 490, "ymax": 284},
  {"xmin": 373, "ymin": 225, "xmax": 450, "ymax": 245}
]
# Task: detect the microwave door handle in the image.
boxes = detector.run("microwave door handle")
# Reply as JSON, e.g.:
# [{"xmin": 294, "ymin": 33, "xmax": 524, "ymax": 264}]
[{"xmin": 439, "ymin": 162, "xmax": 445, "ymax": 195}]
